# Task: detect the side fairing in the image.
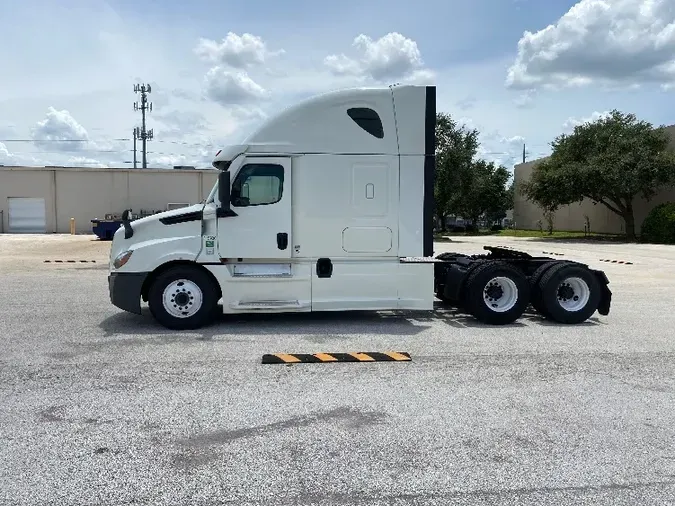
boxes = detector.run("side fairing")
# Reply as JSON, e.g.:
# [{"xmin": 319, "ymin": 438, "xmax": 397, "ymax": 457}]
[{"xmin": 391, "ymin": 85, "xmax": 436, "ymax": 258}]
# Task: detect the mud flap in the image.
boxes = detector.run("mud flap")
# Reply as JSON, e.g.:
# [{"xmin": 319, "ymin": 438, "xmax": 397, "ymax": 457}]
[{"xmin": 591, "ymin": 269, "xmax": 612, "ymax": 316}]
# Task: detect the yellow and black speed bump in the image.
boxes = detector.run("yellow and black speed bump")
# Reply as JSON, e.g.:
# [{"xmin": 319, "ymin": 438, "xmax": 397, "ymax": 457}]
[{"xmin": 261, "ymin": 351, "xmax": 411, "ymax": 364}]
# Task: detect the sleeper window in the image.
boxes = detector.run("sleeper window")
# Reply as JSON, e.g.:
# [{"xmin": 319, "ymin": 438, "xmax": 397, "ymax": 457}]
[
  {"xmin": 231, "ymin": 163, "xmax": 284, "ymax": 207},
  {"xmin": 347, "ymin": 107, "xmax": 384, "ymax": 139}
]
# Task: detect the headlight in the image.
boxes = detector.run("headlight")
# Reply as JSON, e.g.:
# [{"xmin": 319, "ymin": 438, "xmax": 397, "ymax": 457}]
[{"xmin": 113, "ymin": 250, "xmax": 133, "ymax": 269}]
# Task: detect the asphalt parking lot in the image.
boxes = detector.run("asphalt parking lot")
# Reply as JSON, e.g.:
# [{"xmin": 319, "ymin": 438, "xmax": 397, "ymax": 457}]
[{"xmin": 1, "ymin": 234, "xmax": 674, "ymax": 505}]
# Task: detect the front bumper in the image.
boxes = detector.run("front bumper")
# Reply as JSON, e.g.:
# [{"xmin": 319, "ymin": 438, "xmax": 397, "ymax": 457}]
[{"xmin": 108, "ymin": 271, "xmax": 149, "ymax": 314}]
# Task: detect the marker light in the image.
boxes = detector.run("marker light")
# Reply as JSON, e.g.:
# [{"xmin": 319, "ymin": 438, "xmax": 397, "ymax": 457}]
[{"xmin": 113, "ymin": 250, "xmax": 133, "ymax": 269}]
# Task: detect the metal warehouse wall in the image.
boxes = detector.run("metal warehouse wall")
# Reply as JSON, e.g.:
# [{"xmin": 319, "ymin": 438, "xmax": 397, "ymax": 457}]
[
  {"xmin": 0, "ymin": 166, "xmax": 218, "ymax": 234},
  {"xmin": 513, "ymin": 125, "xmax": 675, "ymax": 234}
]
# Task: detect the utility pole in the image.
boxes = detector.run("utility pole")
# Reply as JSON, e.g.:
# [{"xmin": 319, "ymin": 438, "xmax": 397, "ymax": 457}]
[
  {"xmin": 522, "ymin": 143, "xmax": 526, "ymax": 164},
  {"xmin": 133, "ymin": 83, "xmax": 153, "ymax": 168},
  {"xmin": 132, "ymin": 127, "xmax": 140, "ymax": 169}
]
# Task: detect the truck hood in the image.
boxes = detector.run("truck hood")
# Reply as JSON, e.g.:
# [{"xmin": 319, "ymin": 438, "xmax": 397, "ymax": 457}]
[
  {"xmin": 131, "ymin": 203, "xmax": 204, "ymax": 227},
  {"xmin": 110, "ymin": 202, "xmax": 205, "ymax": 261}
]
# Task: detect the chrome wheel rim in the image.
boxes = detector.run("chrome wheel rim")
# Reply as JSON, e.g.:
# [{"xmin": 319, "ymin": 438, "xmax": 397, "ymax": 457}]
[
  {"xmin": 483, "ymin": 276, "xmax": 519, "ymax": 313},
  {"xmin": 162, "ymin": 279, "xmax": 203, "ymax": 318},
  {"xmin": 556, "ymin": 277, "xmax": 590, "ymax": 312}
]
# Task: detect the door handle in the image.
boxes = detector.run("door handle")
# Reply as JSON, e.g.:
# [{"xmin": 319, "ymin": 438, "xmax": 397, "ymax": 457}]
[{"xmin": 277, "ymin": 232, "xmax": 288, "ymax": 250}]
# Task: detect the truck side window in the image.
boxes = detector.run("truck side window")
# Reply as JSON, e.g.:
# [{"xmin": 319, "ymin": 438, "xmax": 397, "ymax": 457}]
[
  {"xmin": 230, "ymin": 163, "xmax": 284, "ymax": 207},
  {"xmin": 347, "ymin": 107, "xmax": 384, "ymax": 139}
]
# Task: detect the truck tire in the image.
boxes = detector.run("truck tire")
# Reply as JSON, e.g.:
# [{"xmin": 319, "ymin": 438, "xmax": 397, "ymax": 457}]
[
  {"xmin": 463, "ymin": 261, "xmax": 530, "ymax": 325},
  {"xmin": 147, "ymin": 265, "xmax": 219, "ymax": 330},
  {"xmin": 435, "ymin": 291, "xmax": 452, "ymax": 304},
  {"xmin": 529, "ymin": 261, "xmax": 567, "ymax": 318},
  {"xmin": 537, "ymin": 262, "xmax": 601, "ymax": 324}
]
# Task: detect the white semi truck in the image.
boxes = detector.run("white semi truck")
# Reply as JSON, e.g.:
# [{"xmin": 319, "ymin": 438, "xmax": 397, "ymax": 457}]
[{"xmin": 108, "ymin": 84, "xmax": 611, "ymax": 330}]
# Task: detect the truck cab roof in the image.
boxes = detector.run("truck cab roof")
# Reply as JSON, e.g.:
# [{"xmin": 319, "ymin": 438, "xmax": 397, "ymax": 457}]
[{"xmin": 212, "ymin": 84, "xmax": 434, "ymax": 169}]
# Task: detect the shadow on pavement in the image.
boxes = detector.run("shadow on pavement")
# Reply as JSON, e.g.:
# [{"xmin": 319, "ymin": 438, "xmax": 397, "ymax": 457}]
[
  {"xmin": 99, "ymin": 307, "xmax": 431, "ymax": 339},
  {"xmin": 98, "ymin": 300, "xmax": 605, "ymax": 339}
]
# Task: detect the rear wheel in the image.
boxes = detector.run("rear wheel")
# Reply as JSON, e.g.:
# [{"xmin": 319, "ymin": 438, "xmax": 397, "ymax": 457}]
[
  {"xmin": 148, "ymin": 265, "xmax": 219, "ymax": 330},
  {"xmin": 529, "ymin": 261, "xmax": 567, "ymax": 318},
  {"xmin": 537, "ymin": 263, "xmax": 601, "ymax": 324},
  {"xmin": 463, "ymin": 261, "xmax": 530, "ymax": 325}
]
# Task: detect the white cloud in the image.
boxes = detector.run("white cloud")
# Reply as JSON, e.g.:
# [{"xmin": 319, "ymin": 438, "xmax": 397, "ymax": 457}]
[
  {"xmin": 24, "ymin": 107, "xmax": 132, "ymax": 167},
  {"xmin": 0, "ymin": 142, "xmax": 16, "ymax": 164},
  {"xmin": 230, "ymin": 106, "xmax": 267, "ymax": 122},
  {"xmin": 502, "ymin": 135, "xmax": 526, "ymax": 147},
  {"xmin": 195, "ymin": 32, "xmax": 284, "ymax": 68},
  {"xmin": 154, "ymin": 110, "xmax": 208, "ymax": 138},
  {"xmin": 324, "ymin": 32, "xmax": 435, "ymax": 83},
  {"xmin": 323, "ymin": 54, "xmax": 364, "ymax": 76},
  {"xmin": 203, "ymin": 67, "xmax": 270, "ymax": 106},
  {"xmin": 0, "ymin": 133, "xmax": 55, "ymax": 167},
  {"xmin": 455, "ymin": 96, "xmax": 477, "ymax": 111},
  {"xmin": 454, "ymin": 117, "xmax": 527, "ymax": 169},
  {"xmin": 66, "ymin": 156, "xmax": 108, "ymax": 168},
  {"xmin": 152, "ymin": 153, "xmax": 191, "ymax": 168},
  {"xmin": 151, "ymin": 146, "xmax": 216, "ymax": 169},
  {"xmin": 0, "ymin": 141, "xmax": 60, "ymax": 168},
  {"xmin": 455, "ymin": 116, "xmax": 479, "ymax": 131},
  {"xmin": 513, "ymin": 89, "xmax": 536, "ymax": 108},
  {"xmin": 195, "ymin": 32, "xmax": 278, "ymax": 114},
  {"xmin": 562, "ymin": 110, "xmax": 611, "ymax": 130},
  {"xmin": 480, "ymin": 134, "xmax": 527, "ymax": 170},
  {"xmin": 506, "ymin": 0, "xmax": 675, "ymax": 90},
  {"xmin": 31, "ymin": 107, "xmax": 89, "ymax": 152},
  {"xmin": 171, "ymin": 88, "xmax": 199, "ymax": 101}
]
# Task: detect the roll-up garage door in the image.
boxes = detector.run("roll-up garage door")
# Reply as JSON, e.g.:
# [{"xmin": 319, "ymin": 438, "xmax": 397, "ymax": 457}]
[{"xmin": 8, "ymin": 197, "xmax": 47, "ymax": 233}]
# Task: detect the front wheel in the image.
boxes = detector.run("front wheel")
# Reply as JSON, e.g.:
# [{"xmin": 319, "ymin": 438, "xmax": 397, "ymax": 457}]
[{"xmin": 148, "ymin": 266, "xmax": 219, "ymax": 330}]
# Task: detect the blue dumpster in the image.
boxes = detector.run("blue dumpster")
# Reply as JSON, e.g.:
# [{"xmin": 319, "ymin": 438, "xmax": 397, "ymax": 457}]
[{"xmin": 91, "ymin": 219, "xmax": 122, "ymax": 240}]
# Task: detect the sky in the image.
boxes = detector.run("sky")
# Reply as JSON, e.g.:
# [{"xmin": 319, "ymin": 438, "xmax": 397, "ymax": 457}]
[{"xmin": 1, "ymin": 0, "xmax": 674, "ymax": 172}]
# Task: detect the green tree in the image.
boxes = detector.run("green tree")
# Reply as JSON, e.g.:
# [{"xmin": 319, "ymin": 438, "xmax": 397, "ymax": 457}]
[
  {"xmin": 434, "ymin": 112, "xmax": 479, "ymax": 229},
  {"xmin": 506, "ymin": 179, "xmax": 515, "ymax": 210},
  {"xmin": 456, "ymin": 159, "xmax": 511, "ymax": 226},
  {"xmin": 493, "ymin": 177, "xmax": 515, "ymax": 224},
  {"xmin": 521, "ymin": 110, "xmax": 675, "ymax": 240}
]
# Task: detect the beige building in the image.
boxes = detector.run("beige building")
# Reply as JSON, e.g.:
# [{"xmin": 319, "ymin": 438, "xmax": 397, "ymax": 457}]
[
  {"xmin": 513, "ymin": 124, "xmax": 675, "ymax": 234},
  {"xmin": 0, "ymin": 166, "xmax": 218, "ymax": 234}
]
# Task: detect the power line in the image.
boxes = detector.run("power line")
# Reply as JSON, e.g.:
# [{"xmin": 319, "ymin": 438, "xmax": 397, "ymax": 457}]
[
  {"xmin": 0, "ymin": 139, "xmax": 218, "ymax": 151},
  {"xmin": 133, "ymin": 83, "xmax": 153, "ymax": 169},
  {"xmin": 7, "ymin": 145, "xmax": 545, "ymax": 158},
  {"xmin": 7, "ymin": 150, "xmax": 200, "ymax": 158},
  {"xmin": 0, "ymin": 138, "xmax": 131, "ymax": 142},
  {"xmin": 1, "ymin": 138, "xmax": 555, "ymax": 149},
  {"xmin": 7, "ymin": 150, "xmax": 133, "ymax": 154}
]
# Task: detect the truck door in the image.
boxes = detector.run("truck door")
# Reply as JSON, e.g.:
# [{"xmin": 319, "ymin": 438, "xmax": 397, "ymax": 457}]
[{"xmin": 217, "ymin": 156, "xmax": 292, "ymax": 259}]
